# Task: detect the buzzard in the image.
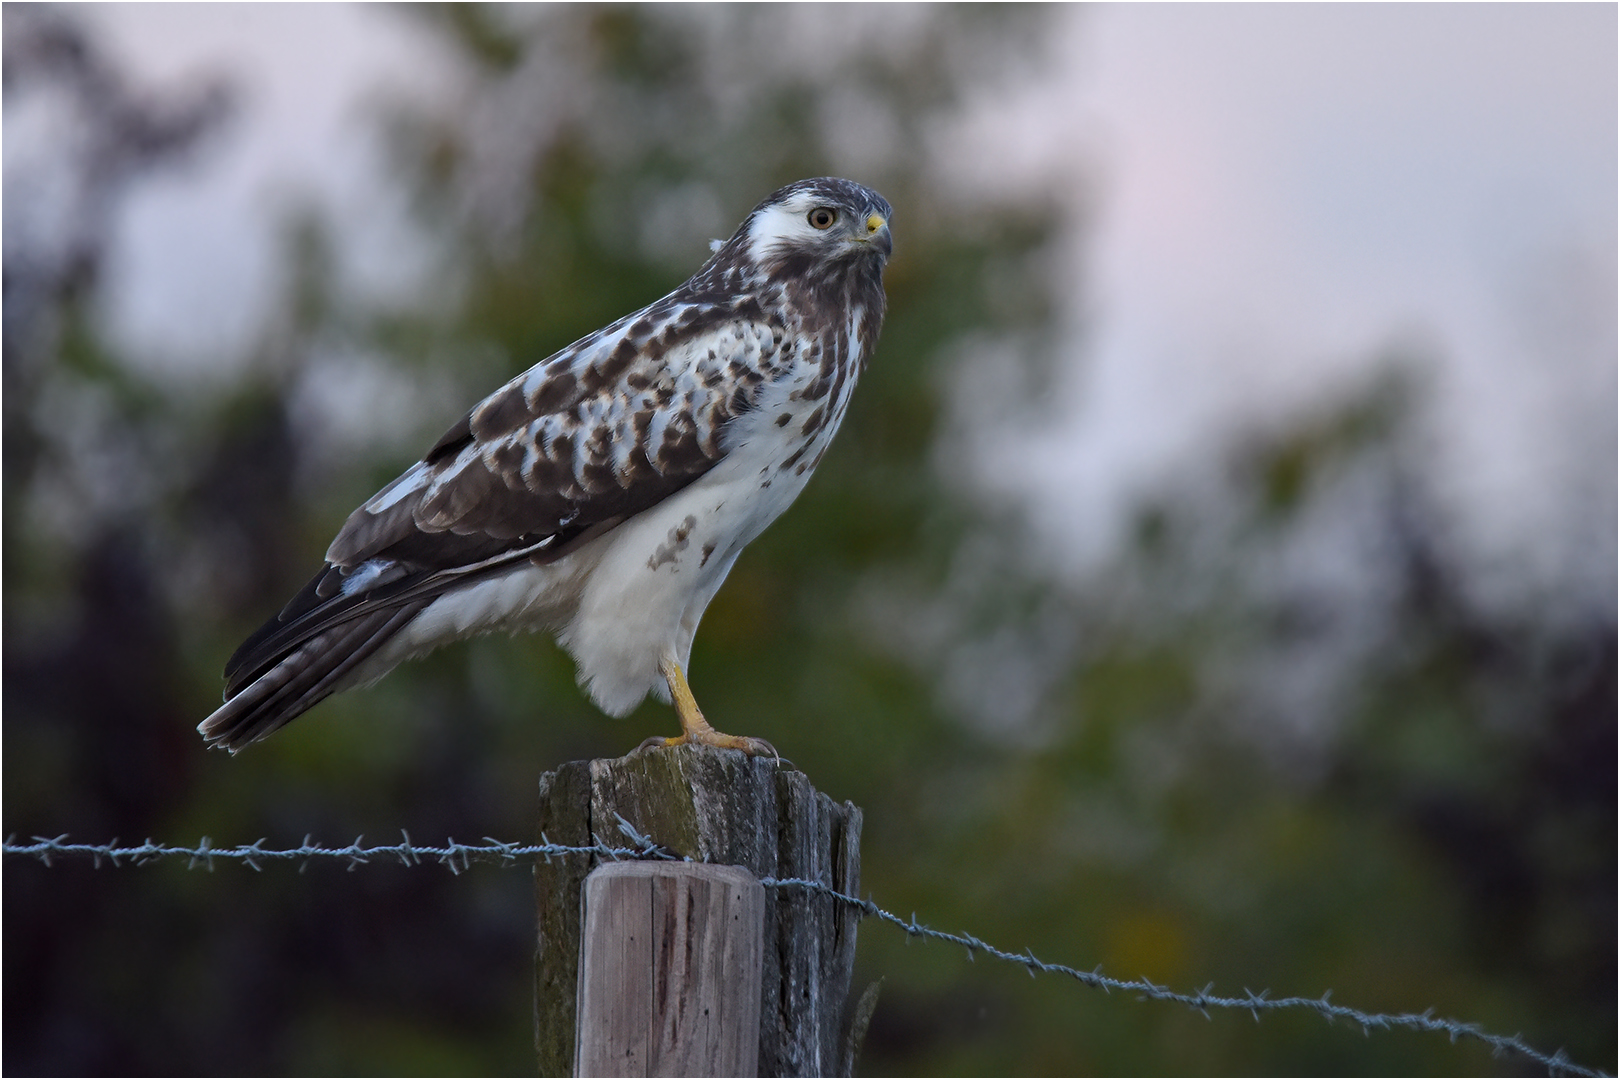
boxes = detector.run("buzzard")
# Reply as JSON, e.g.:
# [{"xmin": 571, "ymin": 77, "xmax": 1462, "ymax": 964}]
[{"xmin": 200, "ymin": 177, "xmax": 893, "ymax": 756}]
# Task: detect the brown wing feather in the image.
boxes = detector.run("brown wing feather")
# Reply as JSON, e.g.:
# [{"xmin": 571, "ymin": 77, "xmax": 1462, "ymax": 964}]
[
  {"xmin": 209, "ymin": 297, "xmax": 789, "ymax": 750},
  {"xmin": 203, "ymin": 601, "xmax": 433, "ymax": 751}
]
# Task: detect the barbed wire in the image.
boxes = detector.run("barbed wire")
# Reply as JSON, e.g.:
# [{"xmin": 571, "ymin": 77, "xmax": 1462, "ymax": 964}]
[
  {"xmin": 2, "ymin": 818, "xmax": 674, "ymax": 875},
  {"xmin": 5, "ymin": 827, "xmax": 1603, "ymax": 1078},
  {"xmin": 761, "ymin": 875, "xmax": 1603, "ymax": 1078}
]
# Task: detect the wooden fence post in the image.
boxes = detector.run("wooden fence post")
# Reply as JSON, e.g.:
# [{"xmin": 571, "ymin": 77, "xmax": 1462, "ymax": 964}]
[
  {"xmin": 534, "ymin": 743, "xmax": 864, "ymax": 1077},
  {"xmin": 575, "ymin": 862, "xmax": 765, "ymax": 1076}
]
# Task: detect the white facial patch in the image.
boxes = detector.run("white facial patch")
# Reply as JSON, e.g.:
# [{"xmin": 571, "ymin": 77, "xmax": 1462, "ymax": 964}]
[{"xmin": 745, "ymin": 195, "xmax": 842, "ymax": 265}]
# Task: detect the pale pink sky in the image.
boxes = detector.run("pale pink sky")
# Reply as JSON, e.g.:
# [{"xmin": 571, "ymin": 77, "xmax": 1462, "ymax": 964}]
[
  {"xmin": 39, "ymin": 4, "xmax": 1620, "ymax": 622},
  {"xmin": 949, "ymin": 5, "xmax": 1615, "ymax": 620}
]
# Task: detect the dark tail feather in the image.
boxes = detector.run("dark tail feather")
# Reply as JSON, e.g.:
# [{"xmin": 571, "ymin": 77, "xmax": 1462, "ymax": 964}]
[{"xmin": 199, "ymin": 601, "xmax": 429, "ymax": 753}]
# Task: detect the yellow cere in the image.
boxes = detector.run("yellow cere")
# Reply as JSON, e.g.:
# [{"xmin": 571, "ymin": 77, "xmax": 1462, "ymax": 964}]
[{"xmin": 867, "ymin": 214, "xmax": 886, "ymax": 233}]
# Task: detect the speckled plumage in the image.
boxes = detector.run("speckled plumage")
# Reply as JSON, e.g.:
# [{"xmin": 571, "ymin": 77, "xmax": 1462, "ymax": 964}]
[{"xmin": 201, "ymin": 177, "xmax": 892, "ymax": 752}]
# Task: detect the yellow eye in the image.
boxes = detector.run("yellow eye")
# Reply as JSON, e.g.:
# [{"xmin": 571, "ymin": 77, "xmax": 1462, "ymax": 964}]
[{"xmin": 807, "ymin": 207, "xmax": 838, "ymax": 230}]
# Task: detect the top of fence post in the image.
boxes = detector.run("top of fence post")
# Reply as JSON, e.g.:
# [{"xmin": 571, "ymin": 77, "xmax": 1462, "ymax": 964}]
[{"xmin": 533, "ymin": 743, "xmax": 863, "ymax": 1078}]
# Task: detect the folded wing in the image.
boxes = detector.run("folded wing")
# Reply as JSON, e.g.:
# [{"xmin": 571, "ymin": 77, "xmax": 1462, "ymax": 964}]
[{"xmin": 201, "ymin": 294, "xmax": 787, "ymax": 751}]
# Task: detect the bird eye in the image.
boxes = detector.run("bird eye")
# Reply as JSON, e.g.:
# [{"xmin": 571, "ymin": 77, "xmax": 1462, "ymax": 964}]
[{"xmin": 807, "ymin": 207, "xmax": 838, "ymax": 230}]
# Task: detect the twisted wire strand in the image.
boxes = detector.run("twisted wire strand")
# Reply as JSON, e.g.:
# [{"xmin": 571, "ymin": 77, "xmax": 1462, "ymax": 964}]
[
  {"xmin": 2, "ymin": 818, "xmax": 673, "ymax": 875},
  {"xmin": 5, "ymin": 829, "xmax": 1602, "ymax": 1077},
  {"xmin": 763, "ymin": 875, "xmax": 1603, "ymax": 1078}
]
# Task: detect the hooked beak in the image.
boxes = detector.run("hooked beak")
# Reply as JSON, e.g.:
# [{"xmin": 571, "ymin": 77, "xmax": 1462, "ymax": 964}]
[{"xmin": 854, "ymin": 212, "xmax": 892, "ymax": 257}]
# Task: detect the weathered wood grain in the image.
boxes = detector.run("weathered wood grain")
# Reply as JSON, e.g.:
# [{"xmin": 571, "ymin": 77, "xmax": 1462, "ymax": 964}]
[
  {"xmin": 534, "ymin": 743, "xmax": 863, "ymax": 1077},
  {"xmin": 575, "ymin": 862, "xmax": 765, "ymax": 1077}
]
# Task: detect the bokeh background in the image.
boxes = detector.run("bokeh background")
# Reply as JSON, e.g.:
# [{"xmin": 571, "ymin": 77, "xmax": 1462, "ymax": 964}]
[{"xmin": 5, "ymin": 4, "xmax": 1614, "ymax": 1075}]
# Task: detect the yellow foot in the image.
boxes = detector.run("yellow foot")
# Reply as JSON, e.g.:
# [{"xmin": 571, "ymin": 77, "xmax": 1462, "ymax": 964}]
[
  {"xmin": 635, "ymin": 730, "xmax": 779, "ymax": 758},
  {"xmin": 634, "ymin": 658, "xmax": 780, "ymax": 760}
]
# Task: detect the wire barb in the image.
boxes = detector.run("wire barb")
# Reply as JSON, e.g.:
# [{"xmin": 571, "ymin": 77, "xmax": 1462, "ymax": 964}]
[
  {"xmin": 2, "ymin": 832, "xmax": 671, "ymax": 874},
  {"xmin": 756, "ymin": 875, "xmax": 1605, "ymax": 1077},
  {"xmin": 5, "ymin": 832, "xmax": 1604, "ymax": 1078}
]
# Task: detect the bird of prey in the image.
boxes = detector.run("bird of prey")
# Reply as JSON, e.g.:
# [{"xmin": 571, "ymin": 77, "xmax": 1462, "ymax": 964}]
[{"xmin": 200, "ymin": 177, "xmax": 893, "ymax": 757}]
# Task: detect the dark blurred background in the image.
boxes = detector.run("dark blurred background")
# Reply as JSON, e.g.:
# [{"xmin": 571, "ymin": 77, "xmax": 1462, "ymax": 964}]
[{"xmin": 4, "ymin": 5, "xmax": 1614, "ymax": 1075}]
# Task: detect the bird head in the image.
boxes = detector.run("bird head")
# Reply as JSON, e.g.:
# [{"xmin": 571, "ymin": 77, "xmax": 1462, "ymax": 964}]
[{"xmin": 733, "ymin": 177, "xmax": 894, "ymax": 273}]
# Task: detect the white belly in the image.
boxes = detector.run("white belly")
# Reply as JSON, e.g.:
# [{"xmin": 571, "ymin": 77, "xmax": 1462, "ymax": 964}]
[{"xmin": 557, "ymin": 425, "xmax": 823, "ymax": 716}]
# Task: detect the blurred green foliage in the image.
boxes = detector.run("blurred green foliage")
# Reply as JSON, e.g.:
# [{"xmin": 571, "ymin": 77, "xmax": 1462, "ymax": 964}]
[{"xmin": 4, "ymin": 6, "xmax": 1612, "ymax": 1076}]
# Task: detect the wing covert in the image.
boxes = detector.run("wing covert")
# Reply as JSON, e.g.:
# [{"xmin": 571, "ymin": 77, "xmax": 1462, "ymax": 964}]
[{"xmin": 326, "ymin": 296, "xmax": 791, "ymax": 576}]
